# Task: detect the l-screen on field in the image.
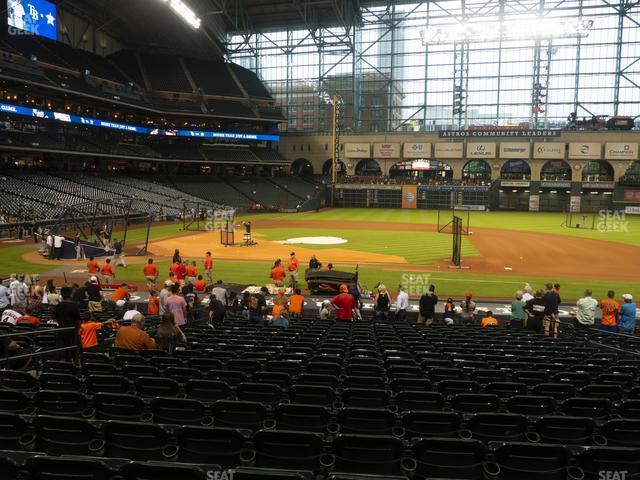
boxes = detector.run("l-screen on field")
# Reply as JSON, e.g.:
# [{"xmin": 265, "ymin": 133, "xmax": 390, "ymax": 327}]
[{"xmin": 148, "ymin": 208, "xmax": 640, "ymax": 300}]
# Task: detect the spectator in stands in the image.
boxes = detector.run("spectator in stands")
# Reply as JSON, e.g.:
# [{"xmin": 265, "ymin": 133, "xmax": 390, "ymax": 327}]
[
  {"xmin": 521, "ymin": 284, "xmax": 534, "ymax": 303},
  {"xmin": 115, "ymin": 314, "xmax": 156, "ymax": 351},
  {"xmin": 112, "ymin": 238, "xmax": 126, "ymax": 268},
  {"xmin": 269, "ymin": 259, "xmax": 286, "ymax": 287},
  {"xmin": 349, "ymin": 282, "xmax": 363, "ymax": 310},
  {"xmin": 396, "ymin": 285, "xmax": 409, "ymax": 322},
  {"xmin": 272, "ymin": 307, "xmax": 289, "ymax": 328},
  {"xmin": 172, "ymin": 249, "xmax": 182, "ymax": 264},
  {"xmin": 9, "ymin": 274, "xmax": 29, "ymax": 308},
  {"xmin": 53, "ymin": 234, "xmax": 63, "ymax": 260},
  {"xmin": 510, "ymin": 291, "xmax": 527, "ymax": 330},
  {"xmin": 101, "ymin": 258, "xmax": 115, "ymax": 285},
  {"xmin": 226, "ymin": 291, "xmax": 239, "ymax": 316},
  {"xmin": 79, "ymin": 316, "xmax": 113, "ymax": 352},
  {"xmin": 289, "ymin": 288, "xmax": 304, "ymax": 321},
  {"xmin": 159, "ymin": 281, "xmax": 173, "ymax": 316},
  {"xmin": 211, "ymin": 280, "xmax": 228, "ymax": 304},
  {"xmin": 287, "ymin": 252, "xmax": 299, "ymax": 289},
  {"xmin": 155, "ymin": 312, "xmax": 187, "ymax": 353},
  {"xmin": 164, "ymin": 284, "xmax": 187, "ymax": 327},
  {"xmin": 45, "ymin": 280, "xmax": 59, "ymax": 306},
  {"xmin": 460, "ymin": 292, "xmax": 476, "ymax": 326},
  {"xmin": 147, "ymin": 291, "xmax": 159, "ymax": 316},
  {"xmin": 240, "ymin": 291, "xmax": 252, "ymax": 320},
  {"xmin": 208, "ymin": 293, "xmax": 226, "ymax": 326},
  {"xmin": 481, "ymin": 311, "xmax": 498, "ymax": 328},
  {"xmin": 53, "ymin": 286, "xmax": 82, "ymax": 361},
  {"xmin": 543, "ymin": 282, "xmax": 561, "ymax": 336},
  {"xmin": 248, "ymin": 287, "xmax": 268, "ymax": 326},
  {"xmin": 374, "ymin": 284, "xmax": 391, "ymax": 321},
  {"xmin": 16, "ymin": 305, "xmax": 39, "ymax": 327},
  {"xmin": 203, "ymin": 252, "xmax": 213, "ymax": 285},
  {"xmin": 575, "ymin": 289, "xmax": 598, "ymax": 330},
  {"xmin": 85, "ymin": 277, "xmax": 102, "ymax": 315},
  {"xmin": 0, "ymin": 282, "xmax": 9, "ymax": 313},
  {"xmin": 186, "ymin": 261, "xmax": 198, "ymax": 284},
  {"xmin": 28, "ymin": 285, "xmax": 46, "ymax": 313},
  {"xmin": 619, "ymin": 294, "xmax": 637, "ymax": 334},
  {"xmin": 600, "ymin": 290, "xmax": 619, "ymax": 333},
  {"xmin": 86, "ymin": 256, "xmax": 101, "ymax": 281},
  {"xmin": 319, "ymin": 299, "xmax": 333, "ymax": 320},
  {"xmin": 194, "ymin": 275, "xmax": 206, "ymax": 293},
  {"xmin": 443, "ymin": 298, "xmax": 455, "ymax": 325},
  {"xmin": 524, "ymin": 290, "xmax": 546, "ymax": 334},
  {"xmin": 308, "ymin": 254, "xmax": 320, "ymax": 270},
  {"xmin": 143, "ymin": 258, "xmax": 159, "ymax": 291},
  {"xmin": 1, "ymin": 304, "xmax": 23, "ymax": 325},
  {"xmin": 272, "ymin": 288, "xmax": 288, "ymax": 318},
  {"xmin": 418, "ymin": 285, "xmax": 438, "ymax": 325},
  {"xmin": 122, "ymin": 304, "xmax": 141, "ymax": 321},
  {"xmin": 331, "ymin": 284, "xmax": 356, "ymax": 322},
  {"xmin": 71, "ymin": 282, "xmax": 87, "ymax": 303}
]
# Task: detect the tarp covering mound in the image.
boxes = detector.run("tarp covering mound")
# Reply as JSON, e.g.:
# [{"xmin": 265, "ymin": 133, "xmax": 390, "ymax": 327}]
[{"xmin": 305, "ymin": 268, "xmax": 358, "ymax": 293}]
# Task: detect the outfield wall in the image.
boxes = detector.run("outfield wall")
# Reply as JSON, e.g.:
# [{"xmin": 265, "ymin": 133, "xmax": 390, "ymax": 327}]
[{"xmin": 332, "ymin": 181, "xmax": 632, "ymax": 212}]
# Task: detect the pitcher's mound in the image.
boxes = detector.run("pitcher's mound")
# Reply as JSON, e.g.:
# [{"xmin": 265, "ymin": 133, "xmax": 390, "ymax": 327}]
[{"xmin": 275, "ymin": 236, "xmax": 348, "ymax": 245}]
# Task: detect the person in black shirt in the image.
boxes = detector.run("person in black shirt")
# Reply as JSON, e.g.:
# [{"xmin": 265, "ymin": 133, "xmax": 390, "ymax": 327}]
[
  {"xmin": 542, "ymin": 282, "xmax": 561, "ymax": 337},
  {"xmin": 71, "ymin": 282, "xmax": 88, "ymax": 303},
  {"xmin": 418, "ymin": 285, "xmax": 438, "ymax": 326},
  {"xmin": 53, "ymin": 286, "xmax": 82, "ymax": 362},
  {"xmin": 374, "ymin": 284, "xmax": 391, "ymax": 321},
  {"xmin": 525, "ymin": 289, "xmax": 547, "ymax": 334},
  {"xmin": 308, "ymin": 255, "xmax": 320, "ymax": 270},
  {"xmin": 172, "ymin": 249, "xmax": 182, "ymax": 265},
  {"xmin": 248, "ymin": 287, "xmax": 268, "ymax": 326}
]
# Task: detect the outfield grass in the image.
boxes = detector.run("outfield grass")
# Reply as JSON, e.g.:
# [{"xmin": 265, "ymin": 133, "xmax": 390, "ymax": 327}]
[{"xmin": 242, "ymin": 209, "xmax": 640, "ymax": 246}]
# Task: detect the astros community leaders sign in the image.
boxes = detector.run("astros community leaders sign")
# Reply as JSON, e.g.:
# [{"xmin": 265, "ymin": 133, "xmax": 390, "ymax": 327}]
[{"xmin": 439, "ymin": 129, "xmax": 561, "ymax": 138}]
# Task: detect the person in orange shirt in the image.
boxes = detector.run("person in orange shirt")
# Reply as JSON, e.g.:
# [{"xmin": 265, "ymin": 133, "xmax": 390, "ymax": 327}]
[
  {"xmin": 287, "ymin": 252, "xmax": 300, "ymax": 289},
  {"xmin": 288, "ymin": 288, "xmax": 304, "ymax": 322},
  {"xmin": 165, "ymin": 272, "xmax": 178, "ymax": 286},
  {"xmin": 143, "ymin": 258, "xmax": 159, "ymax": 291},
  {"xmin": 169, "ymin": 261, "xmax": 181, "ymax": 279},
  {"xmin": 481, "ymin": 311, "xmax": 499, "ymax": 328},
  {"xmin": 269, "ymin": 259, "xmax": 286, "ymax": 287},
  {"xmin": 80, "ymin": 317, "xmax": 114, "ymax": 351},
  {"xmin": 600, "ymin": 290, "xmax": 620, "ymax": 333},
  {"xmin": 272, "ymin": 288, "xmax": 288, "ymax": 317},
  {"xmin": 86, "ymin": 256, "xmax": 100, "ymax": 281},
  {"xmin": 17, "ymin": 306, "xmax": 40, "ymax": 327},
  {"xmin": 101, "ymin": 258, "xmax": 115, "ymax": 285},
  {"xmin": 186, "ymin": 261, "xmax": 198, "ymax": 284},
  {"xmin": 147, "ymin": 290, "xmax": 160, "ymax": 316},
  {"xmin": 111, "ymin": 283, "xmax": 130, "ymax": 303},
  {"xmin": 194, "ymin": 275, "xmax": 206, "ymax": 293},
  {"xmin": 204, "ymin": 252, "xmax": 213, "ymax": 285}
]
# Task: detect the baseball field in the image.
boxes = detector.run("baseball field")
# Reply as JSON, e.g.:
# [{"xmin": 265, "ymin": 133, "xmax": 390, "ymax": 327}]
[{"xmin": 4, "ymin": 208, "xmax": 640, "ymax": 300}]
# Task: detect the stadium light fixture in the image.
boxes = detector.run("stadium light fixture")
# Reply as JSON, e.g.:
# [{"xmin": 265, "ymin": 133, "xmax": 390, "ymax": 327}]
[
  {"xmin": 159, "ymin": 0, "xmax": 202, "ymax": 29},
  {"xmin": 420, "ymin": 18, "xmax": 593, "ymax": 44}
]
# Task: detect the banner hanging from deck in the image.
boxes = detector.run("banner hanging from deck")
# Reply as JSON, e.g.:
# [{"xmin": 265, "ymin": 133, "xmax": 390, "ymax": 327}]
[{"xmin": 402, "ymin": 185, "xmax": 418, "ymax": 209}]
